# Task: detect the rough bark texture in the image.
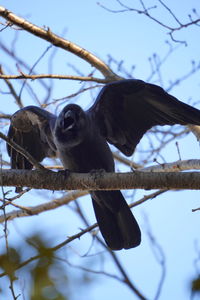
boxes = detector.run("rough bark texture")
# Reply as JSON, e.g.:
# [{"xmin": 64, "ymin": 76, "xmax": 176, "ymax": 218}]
[{"xmin": 1, "ymin": 169, "xmax": 200, "ymax": 191}]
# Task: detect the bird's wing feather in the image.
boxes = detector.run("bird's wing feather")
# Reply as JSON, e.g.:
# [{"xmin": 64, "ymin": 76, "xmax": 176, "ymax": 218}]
[
  {"xmin": 89, "ymin": 79, "xmax": 200, "ymax": 156},
  {"xmin": 7, "ymin": 106, "xmax": 57, "ymax": 170}
]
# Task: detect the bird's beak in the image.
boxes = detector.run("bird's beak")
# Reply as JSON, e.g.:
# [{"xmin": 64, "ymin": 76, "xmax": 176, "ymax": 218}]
[{"xmin": 62, "ymin": 110, "xmax": 76, "ymax": 130}]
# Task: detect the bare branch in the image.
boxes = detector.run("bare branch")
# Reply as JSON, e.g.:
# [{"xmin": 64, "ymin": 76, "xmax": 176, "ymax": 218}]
[
  {"xmin": 0, "ymin": 41, "xmax": 51, "ymax": 91},
  {"xmin": 0, "ymin": 190, "xmax": 88, "ymax": 223},
  {"xmin": 0, "ymin": 188, "xmax": 167, "ymax": 224},
  {"xmin": 0, "ymin": 6, "xmax": 121, "ymax": 80},
  {"xmin": 0, "ymin": 223, "xmax": 98, "ymax": 278},
  {"xmin": 1, "ymin": 169, "xmax": 200, "ymax": 191},
  {"xmin": 0, "ymin": 131, "xmax": 45, "ymax": 170},
  {"xmin": 0, "ymin": 73, "xmax": 109, "ymax": 83},
  {"xmin": 0, "ymin": 66, "xmax": 23, "ymax": 108},
  {"xmin": 74, "ymin": 201, "xmax": 147, "ymax": 300},
  {"xmin": 98, "ymin": 0, "xmax": 200, "ymax": 45},
  {"xmin": 113, "ymin": 152, "xmax": 142, "ymax": 169},
  {"xmin": 0, "ymin": 189, "xmax": 168, "ymax": 291},
  {"xmin": 188, "ymin": 125, "xmax": 200, "ymax": 142},
  {"xmin": 143, "ymin": 213, "xmax": 166, "ymax": 300},
  {"xmin": 0, "ymin": 161, "xmax": 19, "ymax": 299},
  {"xmin": 130, "ymin": 190, "xmax": 167, "ymax": 208},
  {"xmin": 141, "ymin": 159, "xmax": 200, "ymax": 172},
  {"xmin": 192, "ymin": 207, "xmax": 200, "ymax": 212},
  {"xmin": 0, "ymin": 113, "xmax": 11, "ymax": 119},
  {"xmin": 18, "ymin": 45, "xmax": 53, "ymax": 101}
]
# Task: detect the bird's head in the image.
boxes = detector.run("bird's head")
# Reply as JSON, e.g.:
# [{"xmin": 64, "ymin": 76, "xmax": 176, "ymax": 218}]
[{"xmin": 54, "ymin": 104, "xmax": 89, "ymax": 148}]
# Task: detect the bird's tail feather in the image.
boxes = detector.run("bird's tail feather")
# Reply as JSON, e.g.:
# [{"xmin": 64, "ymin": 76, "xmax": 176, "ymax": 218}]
[{"xmin": 91, "ymin": 190, "xmax": 141, "ymax": 250}]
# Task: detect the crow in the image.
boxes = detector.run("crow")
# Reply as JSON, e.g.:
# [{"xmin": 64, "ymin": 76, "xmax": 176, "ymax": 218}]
[{"xmin": 7, "ymin": 79, "xmax": 200, "ymax": 250}]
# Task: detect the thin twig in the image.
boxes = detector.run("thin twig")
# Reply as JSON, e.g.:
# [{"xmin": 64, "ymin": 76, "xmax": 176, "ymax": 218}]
[
  {"xmin": 0, "ymin": 131, "xmax": 45, "ymax": 170},
  {"xmin": 74, "ymin": 200, "xmax": 147, "ymax": 300},
  {"xmin": 0, "ymin": 73, "xmax": 110, "ymax": 83},
  {"xmin": 0, "ymin": 156, "xmax": 19, "ymax": 299},
  {"xmin": 18, "ymin": 45, "xmax": 53, "ymax": 100},
  {"xmin": 0, "ymin": 223, "xmax": 98, "ymax": 278},
  {"xmin": 143, "ymin": 213, "xmax": 166, "ymax": 300},
  {"xmin": 0, "ymin": 66, "xmax": 23, "ymax": 108}
]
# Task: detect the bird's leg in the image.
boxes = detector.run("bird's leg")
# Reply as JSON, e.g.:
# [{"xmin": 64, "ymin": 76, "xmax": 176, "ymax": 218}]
[
  {"xmin": 90, "ymin": 168, "xmax": 106, "ymax": 174},
  {"xmin": 57, "ymin": 168, "xmax": 72, "ymax": 179},
  {"xmin": 89, "ymin": 169, "xmax": 106, "ymax": 181}
]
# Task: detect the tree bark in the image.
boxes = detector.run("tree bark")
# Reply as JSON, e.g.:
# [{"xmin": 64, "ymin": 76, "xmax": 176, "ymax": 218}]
[{"xmin": 1, "ymin": 169, "xmax": 200, "ymax": 191}]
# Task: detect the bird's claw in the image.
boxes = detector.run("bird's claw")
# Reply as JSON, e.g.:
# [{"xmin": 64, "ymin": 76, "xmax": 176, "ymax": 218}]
[
  {"xmin": 90, "ymin": 168, "xmax": 106, "ymax": 175},
  {"xmin": 57, "ymin": 169, "xmax": 71, "ymax": 179},
  {"xmin": 90, "ymin": 169, "xmax": 106, "ymax": 180}
]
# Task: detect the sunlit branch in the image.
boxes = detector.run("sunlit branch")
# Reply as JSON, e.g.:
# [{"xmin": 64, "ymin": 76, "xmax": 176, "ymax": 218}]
[
  {"xmin": 141, "ymin": 159, "xmax": 200, "ymax": 172},
  {"xmin": 0, "ymin": 190, "xmax": 88, "ymax": 223},
  {"xmin": 113, "ymin": 152, "xmax": 142, "ymax": 169},
  {"xmin": 0, "ymin": 73, "xmax": 110, "ymax": 83},
  {"xmin": 0, "ymin": 6, "xmax": 121, "ymax": 80}
]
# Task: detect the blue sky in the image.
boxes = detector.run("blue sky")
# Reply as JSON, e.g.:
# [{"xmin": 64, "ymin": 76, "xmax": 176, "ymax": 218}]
[{"xmin": 0, "ymin": 1, "xmax": 200, "ymax": 300}]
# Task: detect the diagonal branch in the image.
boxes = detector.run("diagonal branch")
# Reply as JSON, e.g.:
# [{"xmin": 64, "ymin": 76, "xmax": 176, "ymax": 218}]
[
  {"xmin": 0, "ymin": 6, "xmax": 121, "ymax": 81},
  {"xmin": 0, "ymin": 188, "xmax": 166, "ymax": 224},
  {"xmin": 0, "ymin": 132, "xmax": 44, "ymax": 170},
  {"xmin": 0, "ymin": 190, "xmax": 88, "ymax": 223},
  {"xmin": 0, "ymin": 223, "xmax": 98, "ymax": 278}
]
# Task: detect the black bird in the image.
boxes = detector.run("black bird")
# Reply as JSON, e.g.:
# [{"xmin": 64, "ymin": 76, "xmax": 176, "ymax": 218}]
[{"xmin": 7, "ymin": 79, "xmax": 200, "ymax": 250}]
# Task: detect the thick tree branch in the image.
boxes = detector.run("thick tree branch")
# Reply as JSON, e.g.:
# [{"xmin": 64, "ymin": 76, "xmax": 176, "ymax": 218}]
[
  {"xmin": 1, "ymin": 169, "xmax": 200, "ymax": 191},
  {"xmin": 0, "ymin": 6, "xmax": 121, "ymax": 81},
  {"xmin": 188, "ymin": 125, "xmax": 200, "ymax": 142}
]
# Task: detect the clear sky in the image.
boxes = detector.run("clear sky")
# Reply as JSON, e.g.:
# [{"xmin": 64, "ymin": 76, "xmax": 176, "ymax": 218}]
[{"xmin": 0, "ymin": 1, "xmax": 200, "ymax": 300}]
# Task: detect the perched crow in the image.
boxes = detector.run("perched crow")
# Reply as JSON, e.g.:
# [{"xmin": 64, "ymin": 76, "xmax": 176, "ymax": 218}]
[{"xmin": 7, "ymin": 79, "xmax": 200, "ymax": 250}]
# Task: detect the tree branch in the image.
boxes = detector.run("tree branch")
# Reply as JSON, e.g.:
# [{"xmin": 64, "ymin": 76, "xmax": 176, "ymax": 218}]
[
  {"xmin": 0, "ymin": 6, "xmax": 121, "ymax": 81},
  {"xmin": 99, "ymin": 0, "xmax": 200, "ymax": 45},
  {"xmin": 0, "ymin": 73, "xmax": 109, "ymax": 83},
  {"xmin": 0, "ymin": 188, "xmax": 166, "ymax": 224},
  {"xmin": 0, "ymin": 223, "xmax": 98, "ymax": 278},
  {"xmin": 1, "ymin": 169, "xmax": 200, "ymax": 191},
  {"xmin": 0, "ymin": 190, "xmax": 88, "ymax": 223},
  {"xmin": 0, "ymin": 132, "xmax": 44, "ymax": 170},
  {"xmin": 141, "ymin": 159, "xmax": 200, "ymax": 172}
]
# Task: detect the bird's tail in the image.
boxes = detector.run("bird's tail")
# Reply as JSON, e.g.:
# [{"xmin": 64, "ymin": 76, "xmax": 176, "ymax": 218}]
[{"xmin": 91, "ymin": 190, "xmax": 141, "ymax": 250}]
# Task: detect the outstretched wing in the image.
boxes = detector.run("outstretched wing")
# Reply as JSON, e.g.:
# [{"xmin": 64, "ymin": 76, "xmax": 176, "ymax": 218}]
[
  {"xmin": 7, "ymin": 106, "xmax": 57, "ymax": 170},
  {"xmin": 89, "ymin": 79, "xmax": 200, "ymax": 156}
]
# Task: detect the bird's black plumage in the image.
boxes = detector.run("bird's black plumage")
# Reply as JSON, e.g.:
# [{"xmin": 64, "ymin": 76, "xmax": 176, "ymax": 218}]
[{"xmin": 7, "ymin": 79, "xmax": 200, "ymax": 250}]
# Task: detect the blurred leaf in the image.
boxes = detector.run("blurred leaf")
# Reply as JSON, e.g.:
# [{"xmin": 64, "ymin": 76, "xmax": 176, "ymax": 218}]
[
  {"xmin": 29, "ymin": 234, "xmax": 68, "ymax": 300},
  {"xmin": 0, "ymin": 230, "xmax": 96, "ymax": 300},
  {"xmin": 0, "ymin": 247, "xmax": 20, "ymax": 280},
  {"xmin": 191, "ymin": 276, "xmax": 200, "ymax": 293}
]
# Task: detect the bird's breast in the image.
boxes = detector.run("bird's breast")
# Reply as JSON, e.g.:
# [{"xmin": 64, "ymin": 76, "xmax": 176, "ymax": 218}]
[{"xmin": 57, "ymin": 134, "xmax": 114, "ymax": 173}]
